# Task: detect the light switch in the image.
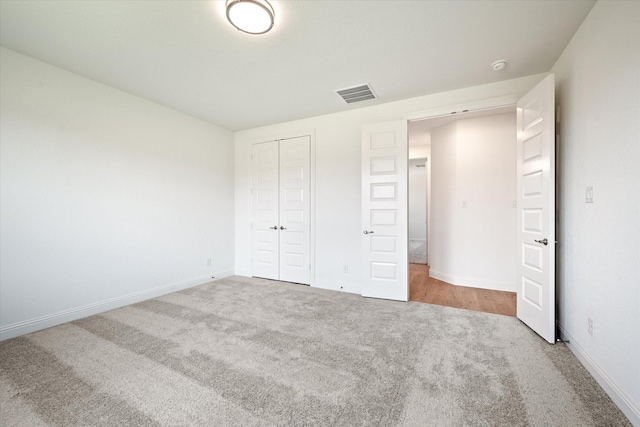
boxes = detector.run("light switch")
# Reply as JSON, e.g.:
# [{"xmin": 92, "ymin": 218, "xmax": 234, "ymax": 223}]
[
  {"xmin": 461, "ymin": 200, "xmax": 467, "ymax": 208},
  {"xmin": 586, "ymin": 186, "xmax": 594, "ymax": 203}
]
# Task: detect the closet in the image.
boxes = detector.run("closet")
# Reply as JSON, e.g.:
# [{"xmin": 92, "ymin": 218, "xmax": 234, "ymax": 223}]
[{"xmin": 251, "ymin": 136, "xmax": 311, "ymax": 284}]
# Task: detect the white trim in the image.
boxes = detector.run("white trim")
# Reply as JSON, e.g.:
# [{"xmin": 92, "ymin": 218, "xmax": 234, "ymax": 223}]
[
  {"xmin": 429, "ymin": 269, "xmax": 515, "ymax": 292},
  {"xmin": 403, "ymin": 95, "xmax": 519, "ymax": 122},
  {"xmin": 558, "ymin": 325, "xmax": 639, "ymax": 425},
  {"xmin": 428, "ymin": 269, "xmax": 456, "ymax": 285},
  {"xmin": 454, "ymin": 277, "xmax": 514, "ymax": 293},
  {"xmin": 313, "ymin": 280, "xmax": 361, "ymax": 295},
  {"xmin": 0, "ymin": 270, "xmax": 233, "ymax": 341}
]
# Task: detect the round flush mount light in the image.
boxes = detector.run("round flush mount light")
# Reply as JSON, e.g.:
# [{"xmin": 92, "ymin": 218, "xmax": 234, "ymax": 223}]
[
  {"xmin": 226, "ymin": 0, "xmax": 275, "ymax": 35},
  {"xmin": 491, "ymin": 60, "xmax": 508, "ymax": 71}
]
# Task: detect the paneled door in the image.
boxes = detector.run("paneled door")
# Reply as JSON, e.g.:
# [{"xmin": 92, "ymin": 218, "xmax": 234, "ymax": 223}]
[
  {"xmin": 251, "ymin": 141, "xmax": 279, "ymax": 280},
  {"xmin": 251, "ymin": 136, "xmax": 311, "ymax": 284},
  {"xmin": 516, "ymin": 74, "xmax": 556, "ymax": 343},
  {"xmin": 278, "ymin": 137, "xmax": 311, "ymax": 284},
  {"xmin": 361, "ymin": 120, "xmax": 408, "ymax": 301}
]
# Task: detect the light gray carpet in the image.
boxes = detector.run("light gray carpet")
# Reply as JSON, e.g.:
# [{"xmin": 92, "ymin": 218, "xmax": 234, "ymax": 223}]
[{"xmin": 0, "ymin": 276, "xmax": 631, "ymax": 426}]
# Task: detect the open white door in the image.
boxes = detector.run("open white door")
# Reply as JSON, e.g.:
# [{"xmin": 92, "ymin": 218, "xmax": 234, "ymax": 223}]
[
  {"xmin": 516, "ymin": 74, "xmax": 556, "ymax": 343},
  {"xmin": 361, "ymin": 120, "xmax": 408, "ymax": 301}
]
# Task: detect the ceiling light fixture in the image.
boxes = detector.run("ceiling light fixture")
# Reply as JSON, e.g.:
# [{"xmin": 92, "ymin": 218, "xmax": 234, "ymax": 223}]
[{"xmin": 226, "ymin": 0, "xmax": 274, "ymax": 35}]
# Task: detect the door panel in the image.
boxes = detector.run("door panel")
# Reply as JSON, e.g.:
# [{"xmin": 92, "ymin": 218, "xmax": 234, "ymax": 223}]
[
  {"xmin": 516, "ymin": 74, "xmax": 556, "ymax": 343},
  {"xmin": 251, "ymin": 141, "xmax": 279, "ymax": 280},
  {"xmin": 362, "ymin": 121, "xmax": 408, "ymax": 301},
  {"xmin": 252, "ymin": 137, "xmax": 311, "ymax": 284},
  {"xmin": 279, "ymin": 136, "xmax": 311, "ymax": 284}
]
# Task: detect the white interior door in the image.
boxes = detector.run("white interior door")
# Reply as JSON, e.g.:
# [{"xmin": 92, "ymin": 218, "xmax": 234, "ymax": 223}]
[
  {"xmin": 251, "ymin": 141, "xmax": 279, "ymax": 280},
  {"xmin": 516, "ymin": 74, "xmax": 556, "ymax": 343},
  {"xmin": 279, "ymin": 136, "xmax": 311, "ymax": 284},
  {"xmin": 361, "ymin": 120, "xmax": 408, "ymax": 301},
  {"xmin": 251, "ymin": 137, "xmax": 311, "ymax": 284}
]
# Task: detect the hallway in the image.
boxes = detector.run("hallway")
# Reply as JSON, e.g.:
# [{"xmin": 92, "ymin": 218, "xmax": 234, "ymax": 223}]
[{"xmin": 409, "ymin": 264, "xmax": 516, "ymax": 317}]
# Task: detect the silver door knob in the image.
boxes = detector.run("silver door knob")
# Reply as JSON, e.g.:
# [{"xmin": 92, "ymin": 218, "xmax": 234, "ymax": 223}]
[
  {"xmin": 280, "ymin": 226, "xmax": 287, "ymax": 230},
  {"xmin": 534, "ymin": 238, "xmax": 548, "ymax": 246},
  {"xmin": 269, "ymin": 226, "xmax": 277, "ymax": 230},
  {"xmin": 363, "ymin": 230, "xmax": 375, "ymax": 234}
]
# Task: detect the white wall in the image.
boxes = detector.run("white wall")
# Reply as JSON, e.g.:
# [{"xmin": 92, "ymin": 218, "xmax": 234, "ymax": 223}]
[
  {"xmin": 408, "ymin": 159, "xmax": 427, "ymax": 241},
  {"xmin": 235, "ymin": 75, "xmax": 545, "ymax": 295},
  {"xmin": 429, "ymin": 114, "xmax": 517, "ymax": 291},
  {"xmin": 408, "ymin": 130, "xmax": 430, "ymax": 160},
  {"xmin": 552, "ymin": 1, "xmax": 640, "ymax": 423},
  {"xmin": 408, "ymin": 145, "xmax": 429, "ymax": 160},
  {"xmin": 408, "ymin": 158, "xmax": 427, "ymax": 264},
  {"xmin": 430, "ymin": 122, "xmax": 458, "ymax": 277},
  {"xmin": 457, "ymin": 114, "xmax": 516, "ymax": 288},
  {"xmin": 0, "ymin": 48, "xmax": 235, "ymax": 339},
  {"xmin": 409, "ymin": 132, "xmax": 432, "ymax": 265}
]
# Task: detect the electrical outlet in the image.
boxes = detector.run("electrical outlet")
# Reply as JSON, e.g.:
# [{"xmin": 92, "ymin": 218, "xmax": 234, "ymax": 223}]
[
  {"xmin": 207, "ymin": 257, "xmax": 212, "ymax": 267},
  {"xmin": 585, "ymin": 186, "xmax": 594, "ymax": 203},
  {"xmin": 342, "ymin": 265, "xmax": 349, "ymax": 273},
  {"xmin": 588, "ymin": 317, "xmax": 593, "ymax": 336}
]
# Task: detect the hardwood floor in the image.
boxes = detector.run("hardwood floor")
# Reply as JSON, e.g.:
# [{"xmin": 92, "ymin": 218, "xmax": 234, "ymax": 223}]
[{"xmin": 409, "ymin": 263, "xmax": 516, "ymax": 317}]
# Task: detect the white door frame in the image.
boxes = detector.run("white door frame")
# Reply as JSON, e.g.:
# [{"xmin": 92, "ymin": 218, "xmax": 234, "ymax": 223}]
[
  {"xmin": 248, "ymin": 129, "xmax": 316, "ymax": 286},
  {"xmin": 404, "ymin": 95, "xmax": 519, "ymax": 271},
  {"xmin": 404, "ymin": 95, "xmax": 519, "ymax": 123},
  {"xmin": 403, "ymin": 89, "xmax": 558, "ymax": 343}
]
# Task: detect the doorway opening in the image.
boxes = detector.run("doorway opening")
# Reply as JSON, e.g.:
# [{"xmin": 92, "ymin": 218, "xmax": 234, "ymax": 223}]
[
  {"xmin": 407, "ymin": 106, "xmax": 517, "ymax": 316},
  {"xmin": 361, "ymin": 76, "xmax": 555, "ymax": 341}
]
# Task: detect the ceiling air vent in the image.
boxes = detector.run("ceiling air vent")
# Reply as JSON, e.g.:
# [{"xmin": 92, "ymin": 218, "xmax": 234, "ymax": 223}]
[{"xmin": 336, "ymin": 84, "xmax": 377, "ymax": 104}]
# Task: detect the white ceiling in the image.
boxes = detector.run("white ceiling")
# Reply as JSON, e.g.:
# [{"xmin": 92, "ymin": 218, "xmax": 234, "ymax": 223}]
[{"xmin": 0, "ymin": 0, "xmax": 595, "ymax": 131}]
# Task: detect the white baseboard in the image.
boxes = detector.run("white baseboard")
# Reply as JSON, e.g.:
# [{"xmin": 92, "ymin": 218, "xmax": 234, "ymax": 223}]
[
  {"xmin": 237, "ymin": 270, "xmax": 361, "ymax": 296},
  {"xmin": 428, "ymin": 269, "xmax": 515, "ymax": 292},
  {"xmin": 0, "ymin": 269, "xmax": 234, "ymax": 341},
  {"xmin": 211, "ymin": 269, "xmax": 235, "ymax": 280},
  {"xmin": 428, "ymin": 269, "xmax": 455, "ymax": 284},
  {"xmin": 455, "ymin": 276, "xmax": 515, "ymax": 292},
  {"xmin": 558, "ymin": 324, "xmax": 639, "ymax": 426},
  {"xmin": 312, "ymin": 280, "xmax": 361, "ymax": 295}
]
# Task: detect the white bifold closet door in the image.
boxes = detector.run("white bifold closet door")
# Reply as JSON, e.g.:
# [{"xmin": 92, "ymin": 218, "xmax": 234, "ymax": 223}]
[{"xmin": 251, "ymin": 136, "xmax": 310, "ymax": 285}]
